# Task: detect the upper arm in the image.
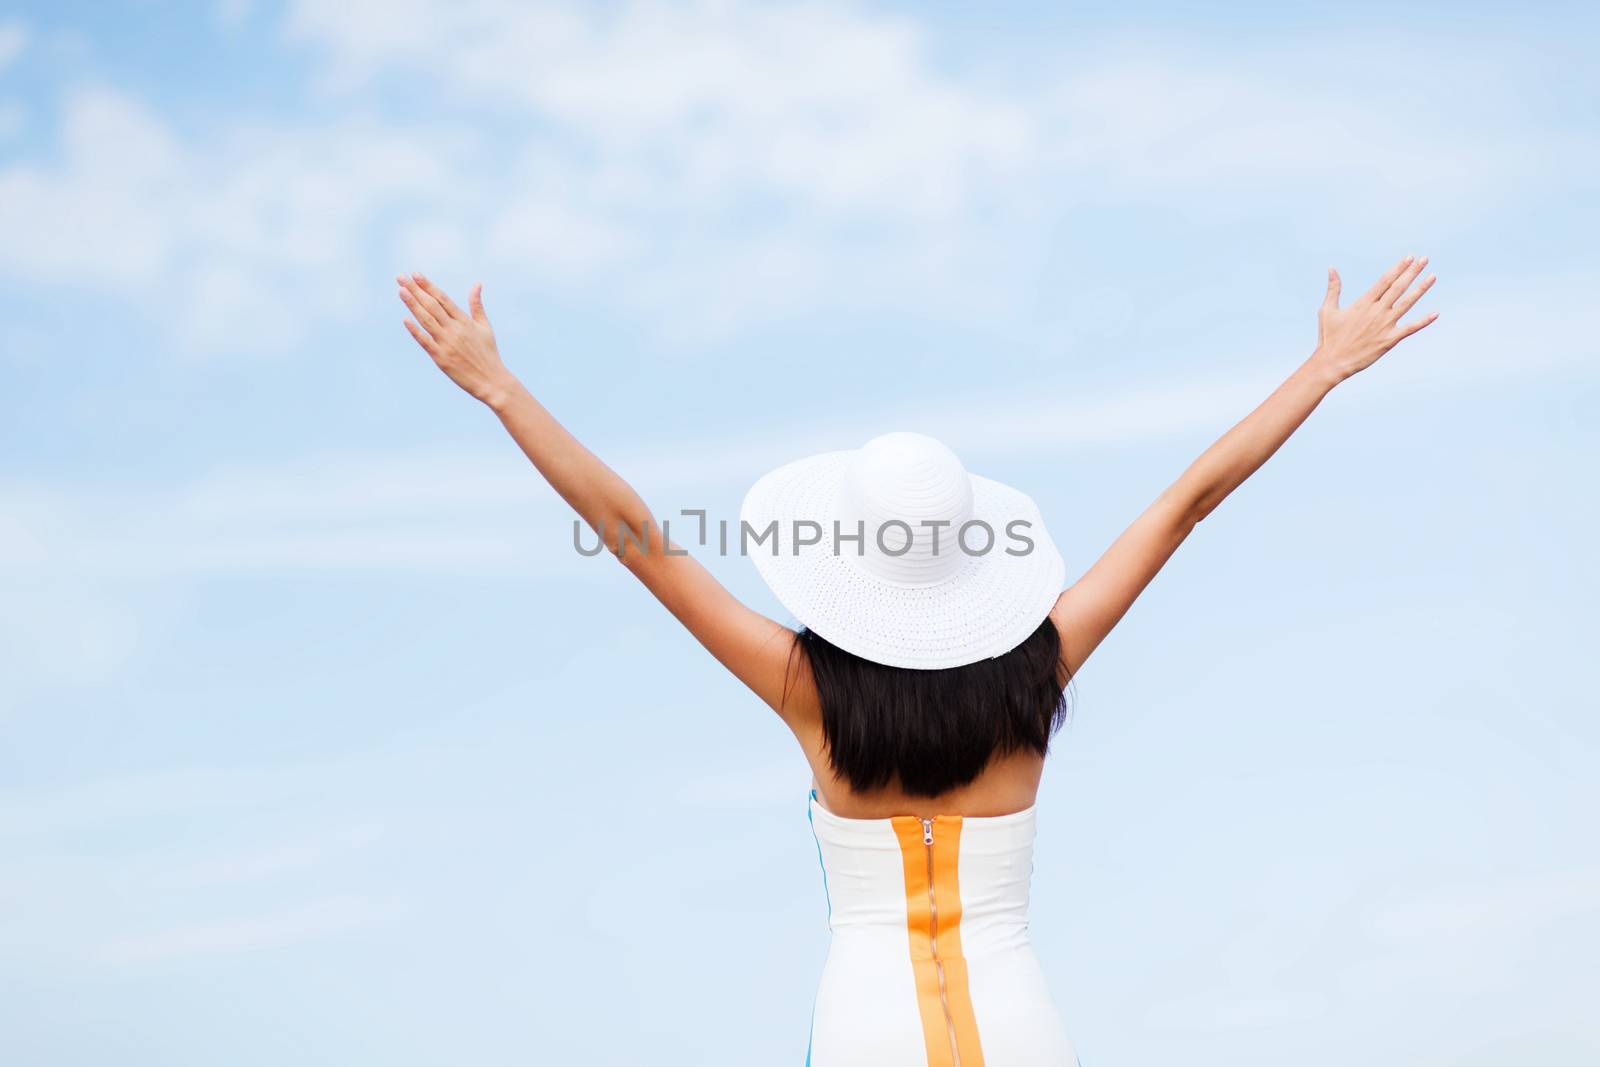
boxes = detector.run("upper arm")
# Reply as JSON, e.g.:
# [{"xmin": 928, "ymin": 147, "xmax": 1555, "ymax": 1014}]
[
  {"xmin": 1050, "ymin": 486, "xmax": 1198, "ymax": 683},
  {"xmin": 620, "ymin": 540, "xmax": 822, "ymax": 742}
]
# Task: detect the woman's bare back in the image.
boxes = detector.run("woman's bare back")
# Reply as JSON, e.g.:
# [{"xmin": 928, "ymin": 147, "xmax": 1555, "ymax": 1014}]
[{"xmin": 808, "ymin": 746, "xmax": 1046, "ymax": 819}]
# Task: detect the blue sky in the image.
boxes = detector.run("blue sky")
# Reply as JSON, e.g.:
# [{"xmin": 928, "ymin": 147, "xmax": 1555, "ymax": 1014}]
[{"xmin": 2, "ymin": 2, "xmax": 1597, "ymax": 1064}]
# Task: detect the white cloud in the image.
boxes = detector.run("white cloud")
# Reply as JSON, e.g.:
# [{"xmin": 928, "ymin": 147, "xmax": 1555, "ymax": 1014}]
[
  {"xmin": 0, "ymin": 86, "xmax": 470, "ymax": 354},
  {"xmin": 1368, "ymin": 868, "xmax": 1600, "ymax": 943},
  {"xmin": 320, "ymin": 0, "xmax": 1044, "ymax": 336},
  {"xmin": 0, "ymin": 363, "xmax": 1267, "ymax": 586},
  {"xmin": 0, "ymin": 577, "xmax": 141, "ymax": 697},
  {"xmin": 2, "ymin": 271, "xmax": 1587, "ymax": 713},
  {"xmin": 92, "ymin": 893, "xmax": 407, "ymax": 966},
  {"xmin": 486, "ymin": 194, "xmax": 641, "ymax": 278},
  {"xmin": 674, "ymin": 755, "xmax": 812, "ymax": 810},
  {"xmin": 3, "ymin": 4, "xmax": 1592, "ymax": 350},
  {"xmin": 0, "ymin": 763, "xmax": 321, "ymax": 839},
  {"xmin": 0, "ymin": 22, "xmax": 26, "ymax": 70},
  {"xmin": 1143, "ymin": 989, "xmax": 1331, "ymax": 1031},
  {"xmin": 135, "ymin": 824, "xmax": 387, "ymax": 891},
  {"xmin": 0, "ymin": 760, "xmax": 406, "ymax": 970},
  {"xmin": 0, "ymin": 88, "xmax": 184, "ymax": 287},
  {"xmin": 0, "ymin": 281, "xmax": 1593, "ymax": 591},
  {"xmin": 285, "ymin": 0, "xmax": 1034, "ymax": 219},
  {"xmin": 214, "ymin": 0, "xmax": 256, "ymax": 29}
]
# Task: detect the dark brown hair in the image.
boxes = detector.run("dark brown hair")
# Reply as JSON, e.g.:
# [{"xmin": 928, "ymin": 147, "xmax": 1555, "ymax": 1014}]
[{"xmin": 794, "ymin": 617, "xmax": 1072, "ymax": 797}]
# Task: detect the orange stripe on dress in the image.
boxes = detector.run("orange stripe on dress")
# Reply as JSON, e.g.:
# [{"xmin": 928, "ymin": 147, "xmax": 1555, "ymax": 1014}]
[
  {"xmin": 892, "ymin": 815, "xmax": 985, "ymax": 1067},
  {"xmin": 933, "ymin": 819, "xmax": 984, "ymax": 1066}
]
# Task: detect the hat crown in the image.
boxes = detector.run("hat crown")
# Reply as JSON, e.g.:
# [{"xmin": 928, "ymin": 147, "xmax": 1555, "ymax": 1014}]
[{"xmin": 835, "ymin": 432, "xmax": 975, "ymax": 586}]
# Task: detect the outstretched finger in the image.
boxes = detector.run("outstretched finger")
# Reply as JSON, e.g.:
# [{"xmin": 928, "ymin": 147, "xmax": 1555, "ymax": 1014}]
[
  {"xmin": 398, "ymin": 284, "xmax": 442, "ymax": 334},
  {"xmin": 399, "ymin": 274, "xmax": 449, "ymax": 330},
  {"xmin": 1381, "ymin": 255, "xmax": 1428, "ymax": 308},
  {"xmin": 1322, "ymin": 267, "xmax": 1342, "ymax": 310},
  {"xmin": 1361, "ymin": 255, "xmax": 1414, "ymax": 304},
  {"xmin": 1392, "ymin": 273, "xmax": 1437, "ymax": 317},
  {"xmin": 403, "ymin": 316, "xmax": 439, "ymax": 355},
  {"xmin": 413, "ymin": 272, "xmax": 466, "ymax": 321},
  {"xmin": 468, "ymin": 281, "xmax": 488, "ymax": 325},
  {"xmin": 1394, "ymin": 310, "xmax": 1439, "ymax": 341}
]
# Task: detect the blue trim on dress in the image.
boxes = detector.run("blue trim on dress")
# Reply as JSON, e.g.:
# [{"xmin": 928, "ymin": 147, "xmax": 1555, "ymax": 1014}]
[
  {"xmin": 807, "ymin": 788, "xmax": 832, "ymax": 919},
  {"xmin": 805, "ymin": 788, "xmax": 831, "ymax": 1064}
]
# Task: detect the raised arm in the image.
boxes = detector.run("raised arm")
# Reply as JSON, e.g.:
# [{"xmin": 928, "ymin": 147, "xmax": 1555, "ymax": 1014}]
[
  {"xmin": 396, "ymin": 272, "xmax": 818, "ymax": 738},
  {"xmin": 1050, "ymin": 255, "xmax": 1439, "ymax": 682}
]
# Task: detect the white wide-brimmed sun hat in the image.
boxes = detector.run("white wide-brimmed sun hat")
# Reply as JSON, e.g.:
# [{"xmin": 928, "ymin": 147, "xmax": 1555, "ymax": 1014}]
[{"xmin": 740, "ymin": 431, "xmax": 1065, "ymax": 670}]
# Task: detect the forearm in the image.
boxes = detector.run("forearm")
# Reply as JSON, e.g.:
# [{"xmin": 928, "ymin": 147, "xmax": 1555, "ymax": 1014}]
[
  {"xmin": 1171, "ymin": 354, "xmax": 1342, "ymax": 525},
  {"xmin": 487, "ymin": 379, "xmax": 661, "ymax": 556}
]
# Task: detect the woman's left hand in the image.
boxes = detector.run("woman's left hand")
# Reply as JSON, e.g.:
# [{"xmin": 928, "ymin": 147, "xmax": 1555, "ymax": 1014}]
[{"xmin": 398, "ymin": 272, "xmax": 519, "ymax": 408}]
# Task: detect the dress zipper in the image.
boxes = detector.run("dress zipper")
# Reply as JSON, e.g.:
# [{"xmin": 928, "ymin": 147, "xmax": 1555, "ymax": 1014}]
[{"xmin": 922, "ymin": 816, "xmax": 961, "ymax": 1067}]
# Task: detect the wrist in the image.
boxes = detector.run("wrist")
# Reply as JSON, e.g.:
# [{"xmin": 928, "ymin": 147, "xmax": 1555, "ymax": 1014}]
[
  {"xmin": 483, "ymin": 376, "xmax": 526, "ymax": 414},
  {"xmin": 1302, "ymin": 349, "xmax": 1348, "ymax": 392}
]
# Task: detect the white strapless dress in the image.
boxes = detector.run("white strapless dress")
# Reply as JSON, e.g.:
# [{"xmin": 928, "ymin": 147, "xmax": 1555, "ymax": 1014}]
[{"xmin": 804, "ymin": 789, "xmax": 1079, "ymax": 1066}]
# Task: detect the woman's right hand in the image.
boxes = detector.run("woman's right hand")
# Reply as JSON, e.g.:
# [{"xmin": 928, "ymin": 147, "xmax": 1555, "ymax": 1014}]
[
  {"xmin": 1309, "ymin": 255, "xmax": 1439, "ymax": 383},
  {"xmin": 398, "ymin": 272, "xmax": 520, "ymax": 409}
]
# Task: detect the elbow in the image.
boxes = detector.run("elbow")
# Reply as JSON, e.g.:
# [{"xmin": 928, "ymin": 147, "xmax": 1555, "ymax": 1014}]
[
  {"xmin": 610, "ymin": 510, "xmax": 668, "ymax": 573},
  {"xmin": 1161, "ymin": 484, "xmax": 1210, "ymax": 530}
]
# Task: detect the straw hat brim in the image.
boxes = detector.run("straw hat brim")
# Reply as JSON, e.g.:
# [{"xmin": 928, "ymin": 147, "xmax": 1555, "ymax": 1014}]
[{"xmin": 740, "ymin": 450, "xmax": 1066, "ymax": 669}]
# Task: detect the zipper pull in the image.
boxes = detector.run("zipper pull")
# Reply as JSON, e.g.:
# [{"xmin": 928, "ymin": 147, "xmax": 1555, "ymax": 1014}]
[{"xmin": 921, "ymin": 817, "xmax": 934, "ymax": 845}]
